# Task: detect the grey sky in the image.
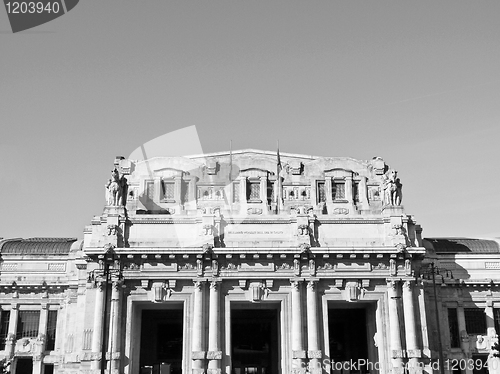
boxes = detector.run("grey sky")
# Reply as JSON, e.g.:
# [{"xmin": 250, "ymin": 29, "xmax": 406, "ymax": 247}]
[{"xmin": 1, "ymin": 1, "xmax": 499, "ymax": 239}]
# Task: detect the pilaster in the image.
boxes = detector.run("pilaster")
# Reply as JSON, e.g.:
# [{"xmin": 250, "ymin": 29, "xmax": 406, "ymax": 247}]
[
  {"xmin": 192, "ymin": 280, "xmax": 206, "ymax": 374},
  {"xmin": 387, "ymin": 280, "xmax": 404, "ymax": 373},
  {"xmin": 402, "ymin": 280, "xmax": 421, "ymax": 372},
  {"xmin": 207, "ymin": 281, "xmax": 221, "ymax": 374},
  {"xmin": 306, "ymin": 281, "xmax": 321, "ymax": 374},
  {"xmin": 290, "ymin": 280, "xmax": 305, "ymax": 373},
  {"xmin": 91, "ymin": 282, "xmax": 105, "ymax": 370}
]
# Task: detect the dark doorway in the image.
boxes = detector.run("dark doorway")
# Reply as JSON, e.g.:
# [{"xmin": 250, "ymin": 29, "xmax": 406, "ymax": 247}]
[
  {"xmin": 328, "ymin": 307, "xmax": 369, "ymax": 374},
  {"xmin": 231, "ymin": 308, "xmax": 279, "ymax": 374},
  {"xmin": 15, "ymin": 358, "xmax": 33, "ymax": 374},
  {"xmin": 140, "ymin": 308, "xmax": 183, "ymax": 374}
]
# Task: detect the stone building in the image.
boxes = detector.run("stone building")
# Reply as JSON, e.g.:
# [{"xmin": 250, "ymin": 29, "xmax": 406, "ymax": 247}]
[{"xmin": 0, "ymin": 149, "xmax": 498, "ymax": 374}]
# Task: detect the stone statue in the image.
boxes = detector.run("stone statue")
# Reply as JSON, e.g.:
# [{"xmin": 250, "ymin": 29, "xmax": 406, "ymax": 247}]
[
  {"xmin": 383, "ymin": 169, "xmax": 402, "ymax": 206},
  {"xmin": 106, "ymin": 169, "xmax": 127, "ymax": 206}
]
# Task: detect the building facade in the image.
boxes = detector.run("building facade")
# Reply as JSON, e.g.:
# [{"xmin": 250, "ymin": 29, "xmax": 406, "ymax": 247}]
[{"xmin": 0, "ymin": 149, "xmax": 498, "ymax": 374}]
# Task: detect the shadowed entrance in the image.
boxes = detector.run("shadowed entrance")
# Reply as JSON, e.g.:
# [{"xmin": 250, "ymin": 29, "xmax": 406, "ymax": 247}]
[
  {"xmin": 140, "ymin": 309, "xmax": 183, "ymax": 374},
  {"xmin": 329, "ymin": 307, "xmax": 370, "ymax": 374},
  {"xmin": 231, "ymin": 308, "xmax": 279, "ymax": 374}
]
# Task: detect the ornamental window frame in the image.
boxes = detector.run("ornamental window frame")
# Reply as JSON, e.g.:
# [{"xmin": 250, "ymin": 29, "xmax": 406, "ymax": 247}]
[
  {"xmin": 16, "ymin": 310, "xmax": 40, "ymax": 339},
  {"xmin": 464, "ymin": 308, "xmax": 486, "ymax": 335},
  {"xmin": 161, "ymin": 179, "xmax": 175, "ymax": 203},
  {"xmin": 317, "ymin": 181, "xmax": 326, "ymax": 204},
  {"xmin": 332, "ymin": 179, "xmax": 346, "ymax": 202},
  {"xmin": 247, "ymin": 179, "xmax": 261, "ymax": 202}
]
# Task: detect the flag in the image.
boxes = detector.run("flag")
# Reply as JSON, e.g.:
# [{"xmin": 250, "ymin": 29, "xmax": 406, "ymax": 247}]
[
  {"xmin": 229, "ymin": 140, "xmax": 233, "ymax": 182},
  {"xmin": 276, "ymin": 141, "xmax": 283, "ymax": 212}
]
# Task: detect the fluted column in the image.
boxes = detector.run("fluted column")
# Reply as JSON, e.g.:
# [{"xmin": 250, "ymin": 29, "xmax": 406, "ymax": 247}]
[
  {"xmin": 91, "ymin": 282, "xmax": 105, "ymax": 370},
  {"xmin": 402, "ymin": 280, "xmax": 420, "ymax": 370},
  {"xmin": 207, "ymin": 281, "xmax": 221, "ymax": 374},
  {"xmin": 291, "ymin": 280, "xmax": 305, "ymax": 373},
  {"xmin": 38, "ymin": 304, "xmax": 49, "ymax": 352},
  {"xmin": 192, "ymin": 280, "xmax": 206, "ymax": 374},
  {"xmin": 109, "ymin": 280, "xmax": 123, "ymax": 373},
  {"xmin": 5, "ymin": 303, "xmax": 19, "ymax": 357},
  {"xmin": 306, "ymin": 281, "xmax": 321, "ymax": 374},
  {"xmin": 387, "ymin": 280, "xmax": 404, "ymax": 373}
]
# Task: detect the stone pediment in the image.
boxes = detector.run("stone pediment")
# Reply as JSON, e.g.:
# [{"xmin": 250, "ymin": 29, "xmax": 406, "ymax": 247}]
[
  {"xmin": 305, "ymin": 158, "xmax": 374, "ymax": 178},
  {"xmin": 132, "ymin": 157, "xmax": 204, "ymax": 177}
]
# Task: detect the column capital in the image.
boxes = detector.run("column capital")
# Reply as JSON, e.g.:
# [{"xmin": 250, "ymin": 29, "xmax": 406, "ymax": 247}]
[
  {"xmin": 112, "ymin": 279, "xmax": 124, "ymax": 291},
  {"xmin": 193, "ymin": 280, "xmax": 206, "ymax": 290},
  {"xmin": 386, "ymin": 279, "xmax": 399, "ymax": 291},
  {"xmin": 306, "ymin": 280, "xmax": 317, "ymax": 290},
  {"xmin": 10, "ymin": 303, "xmax": 18, "ymax": 310},
  {"xmin": 290, "ymin": 279, "xmax": 302, "ymax": 290},
  {"xmin": 209, "ymin": 280, "xmax": 220, "ymax": 291},
  {"xmin": 96, "ymin": 280, "xmax": 106, "ymax": 291},
  {"xmin": 402, "ymin": 279, "xmax": 415, "ymax": 291}
]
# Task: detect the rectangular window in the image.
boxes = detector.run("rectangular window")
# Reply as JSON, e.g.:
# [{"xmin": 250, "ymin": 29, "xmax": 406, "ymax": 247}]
[
  {"xmin": 494, "ymin": 308, "xmax": 500, "ymax": 335},
  {"xmin": 162, "ymin": 181, "xmax": 175, "ymax": 201},
  {"xmin": 464, "ymin": 308, "xmax": 486, "ymax": 334},
  {"xmin": 317, "ymin": 182, "xmax": 326, "ymax": 203},
  {"xmin": 332, "ymin": 182, "xmax": 345, "ymax": 201},
  {"xmin": 17, "ymin": 310, "xmax": 40, "ymax": 339},
  {"xmin": 146, "ymin": 181, "xmax": 155, "ymax": 201},
  {"xmin": 0, "ymin": 311, "xmax": 10, "ymax": 350},
  {"xmin": 46, "ymin": 310, "xmax": 57, "ymax": 351},
  {"xmin": 248, "ymin": 181, "xmax": 260, "ymax": 201},
  {"xmin": 233, "ymin": 182, "xmax": 240, "ymax": 203},
  {"xmin": 448, "ymin": 308, "xmax": 460, "ymax": 348}
]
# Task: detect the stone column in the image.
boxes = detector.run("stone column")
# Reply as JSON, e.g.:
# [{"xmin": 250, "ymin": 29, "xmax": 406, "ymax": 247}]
[
  {"xmin": 359, "ymin": 176, "xmax": 369, "ymax": 207},
  {"xmin": 174, "ymin": 176, "xmax": 183, "ymax": 204},
  {"xmin": 486, "ymin": 301, "xmax": 500, "ymax": 374},
  {"xmin": 345, "ymin": 176, "xmax": 353, "ymax": 202},
  {"xmin": 456, "ymin": 302, "xmax": 471, "ymax": 372},
  {"xmin": 291, "ymin": 280, "xmax": 305, "ymax": 373},
  {"xmin": 5, "ymin": 303, "xmax": 19, "ymax": 357},
  {"xmin": 32, "ymin": 304, "xmax": 49, "ymax": 374},
  {"xmin": 387, "ymin": 280, "xmax": 404, "ymax": 373},
  {"xmin": 207, "ymin": 281, "xmax": 221, "ymax": 374},
  {"xmin": 402, "ymin": 280, "xmax": 420, "ymax": 371},
  {"xmin": 91, "ymin": 282, "xmax": 105, "ymax": 370},
  {"xmin": 325, "ymin": 178, "xmax": 333, "ymax": 203},
  {"xmin": 109, "ymin": 280, "xmax": 123, "ymax": 373},
  {"xmin": 38, "ymin": 304, "xmax": 49, "ymax": 352},
  {"xmin": 306, "ymin": 281, "xmax": 321, "ymax": 374},
  {"xmin": 310, "ymin": 179, "xmax": 317, "ymax": 206},
  {"xmin": 192, "ymin": 280, "xmax": 206, "ymax": 374},
  {"xmin": 260, "ymin": 176, "xmax": 267, "ymax": 213},
  {"xmin": 240, "ymin": 177, "xmax": 247, "ymax": 202},
  {"xmin": 187, "ymin": 177, "xmax": 197, "ymax": 210}
]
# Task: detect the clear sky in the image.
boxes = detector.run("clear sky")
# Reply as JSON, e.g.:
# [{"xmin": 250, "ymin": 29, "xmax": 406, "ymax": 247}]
[{"xmin": 1, "ymin": 1, "xmax": 499, "ymax": 240}]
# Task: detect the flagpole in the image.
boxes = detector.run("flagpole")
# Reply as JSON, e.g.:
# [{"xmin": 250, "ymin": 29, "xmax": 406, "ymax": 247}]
[
  {"xmin": 228, "ymin": 140, "xmax": 233, "ymax": 208},
  {"xmin": 277, "ymin": 140, "xmax": 282, "ymax": 213},
  {"xmin": 229, "ymin": 140, "xmax": 233, "ymax": 182}
]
